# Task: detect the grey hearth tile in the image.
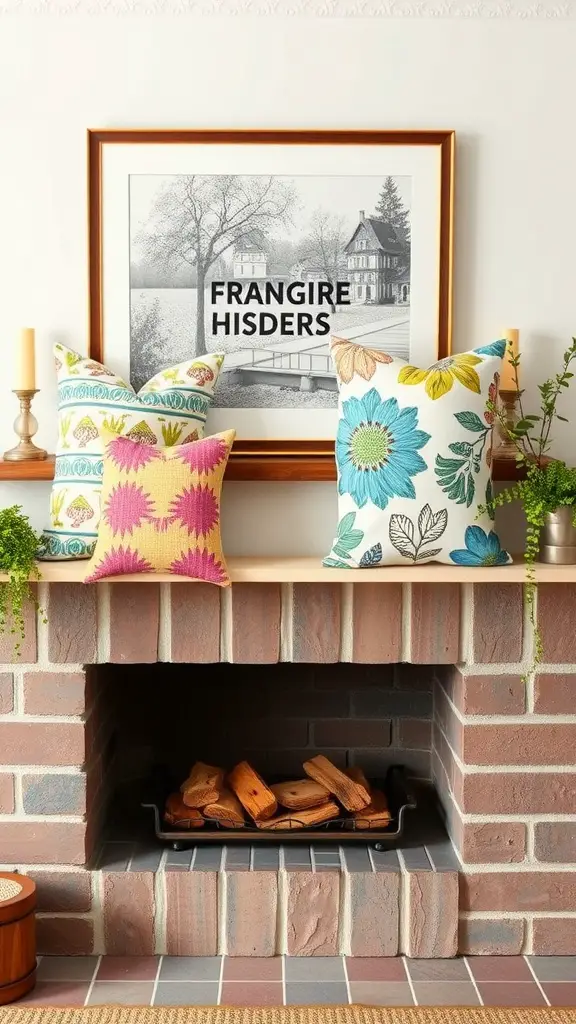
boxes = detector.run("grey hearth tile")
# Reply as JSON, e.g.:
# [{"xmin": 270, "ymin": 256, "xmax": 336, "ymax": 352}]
[
  {"xmin": 224, "ymin": 845, "xmax": 251, "ymax": 869},
  {"xmin": 285, "ymin": 957, "xmax": 346, "ymax": 982},
  {"xmin": 129, "ymin": 843, "xmax": 164, "ymax": 872},
  {"xmin": 528, "ymin": 956, "xmax": 576, "ymax": 981},
  {"xmin": 159, "ymin": 956, "xmax": 222, "ymax": 982},
  {"xmin": 192, "ymin": 845, "xmax": 224, "ymax": 870},
  {"xmin": 154, "ymin": 983, "xmax": 220, "ymax": 1006},
  {"xmin": 342, "ymin": 846, "xmax": 373, "ymax": 872},
  {"xmin": 399, "ymin": 846, "xmax": 432, "ymax": 870},
  {"xmin": 87, "ymin": 982, "xmax": 155, "ymax": 1006},
  {"xmin": 282, "ymin": 844, "xmax": 312, "ymax": 868},
  {"xmin": 252, "ymin": 845, "xmax": 280, "ymax": 870},
  {"xmin": 370, "ymin": 847, "xmax": 400, "ymax": 871},
  {"xmin": 425, "ymin": 836, "xmax": 461, "ymax": 871},
  {"xmin": 313, "ymin": 843, "xmax": 340, "ymax": 854},
  {"xmin": 286, "ymin": 982, "xmax": 349, "ymax": 1006},
  {"xmin": 165, "ymin": 847, "xmax": 193, "ymax": 870},
  {"xmin": 97, "ymin": 841, "xmax": 134, "ymax": 871}
]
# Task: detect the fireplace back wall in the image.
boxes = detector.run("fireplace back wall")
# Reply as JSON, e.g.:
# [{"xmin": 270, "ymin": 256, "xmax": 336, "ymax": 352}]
[{"xmin": 100, "ymin": 662, "xmax": 433, "ymax": 814}]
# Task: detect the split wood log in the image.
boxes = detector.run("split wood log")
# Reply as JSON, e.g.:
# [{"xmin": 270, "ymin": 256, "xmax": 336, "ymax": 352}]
[
  {"xmin": 181, "ymin": 762, "xmax": 225, "ymax": 808},
  {"xmin": 228, "ymin": 761, "xmax": 278, "ymax": 821},
  {"xmin": 345, "ymin": 765, "xmax": 371, "ymax": 791},
  {"xmin": 203, "ymin": 787, "xmax": 245, "ymax": 829},
  {"xmin": 164, "ymin": 792, "xmax": 205, "ymax": 828},
  {"xmin": 270, "ymin": 778, "xmax": 330, "ymax": 811},
  {"xmin": 350, "ymin": 788, "xmax": 391, "ymax": 829},
  {"xmin": 303, "ymin": 754, "xmax": 371, "ymax": 812},
  {"xmin": 256, "ymin": 799, "xmax": 340, "ymax": 831}
]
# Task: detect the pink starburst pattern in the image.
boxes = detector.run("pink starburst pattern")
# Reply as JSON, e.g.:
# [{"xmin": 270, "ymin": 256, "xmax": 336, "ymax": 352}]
[
  {"xmin": 170, "ymin": 547, "xmax": 229, "ymax": 585},
  {"xmin": 107, "ymin": 435, "xmax": 161, "ymax": 473},
  {"xmin": 103, "ymin": 481, "xmax": 155, "ymax": 537},
  {"xmin": 169, "ymin": 485, "xmax": 219, "ymax": 537},
  {"xmin": 85, "ymin": 545, "xmax": 153, "ymax": 582},
  {"xmin": 175, "ymin": 435, "xmax": 228, "ymax": 474}
]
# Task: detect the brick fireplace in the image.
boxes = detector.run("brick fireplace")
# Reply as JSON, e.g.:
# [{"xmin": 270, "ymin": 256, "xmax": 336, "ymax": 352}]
[{"xmin": 1, "ymin": 578, "xmax": 575, "ymax": 958}]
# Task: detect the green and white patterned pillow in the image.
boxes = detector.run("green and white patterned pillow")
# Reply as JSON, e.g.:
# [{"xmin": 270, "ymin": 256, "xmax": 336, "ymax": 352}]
[
  {"xmin": 41, "ymin": 344, "xmax": 224, "ymax": 560},
  {"xmin": 325, "ymin": 338, "xmax": 511, "ymax": 568}
]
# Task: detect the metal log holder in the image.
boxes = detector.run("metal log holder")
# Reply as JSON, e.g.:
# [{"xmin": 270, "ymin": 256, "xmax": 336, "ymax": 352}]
[{"xmin": 142, "ymin": 765, "xmax": 416, "ymax": 851}]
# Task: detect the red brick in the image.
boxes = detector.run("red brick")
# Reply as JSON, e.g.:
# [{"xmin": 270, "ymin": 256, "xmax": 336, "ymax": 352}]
[
  {"xmin": 286, "ymin": 870, "xmax": 340, "ymax": 955},
  {"xmin": 410, "ymin": 584, "xmax": 460, "ymax": 663},
  {"xmin": 109, "ymin": 584, "xmax": 160, "ymax": 663},
  {"xmin": 460, "ymin": 772, "xmax": 576, "ymax": 815},
  {"xmin": 472, "ymin": 583, "xmax": 523, "ymax": 663},
  {"xmin": 534, "ymin": 673, "xmax": 576, "ymax": 713},
  {"xmin": 226, "ymin": 871, "xmax": 277, "ymax": 956},
  {"xmin": 538, "ymin": 584, "xmax": 576, "ymax": 662},
  {"xmin": 103, "ymin": 872, "xmax": 154, "ymax": 955},
  {"xmin": 533, "ymin": 919, "xmax": 576, "ymax": 955},
  {"xmin": 30, "ymin": 870, "xmax": 92, "ymax": 912},
  {"xmin": 461, "ymin": 823, "xmax": 526, "ymax": 864},
  {"xmin": 405, "ymin": 870, "xmax": 458, "ymax": 957},
  {"xmin": 0, "ymin": 822, "xmax": 86, "ymax": 864},
  {"xmin": 170, "ymin": 584, "xmax": 220, "ymax": 663},
  {"xmin": 231, "ymin": 584, "xmax": 280, "ymax": 664},
  {"xmin": 458, "ymin": 918, "xmax": 525, "ymax": 955},
  {"xmin": 0, "ymin": 673, "xmax": 13, "ymax": 713},
  {"xmin": 37, "ymin": 916, "xmax": 94, "ymax": 955},
  {"xmin": 0, "ymin": 773, "xmax": 14, "ymax": 813},
  {"xmin": 165, "ymin": 871, "xmax": 217, "ymax": 955},
  {"xmin": 0, "ymin": 592, "xmax": 37, "ymax": 663},
  {"xmin": 48, "ymin": 583, "xmax": 97, "ymax": 663},
  {"xmin": 313, "ymin": 718, "xmax": 391, "ymax": 748},
  {"xmin": 395, "ymin": 718, "xmax": 431, "ymax": 749},
  {"xmin": 0, "ymin": 721, "xmax": 85, "ymax": 765},
  {"xmin": 534, "ymin": 822, "xmax": 576, "ymax": 862},
  {"xmin": 349, "ymin": 871, "xmax": 399, "ymax": 956},
  {"xmin": 293, "ymin": 584, "xmax": 340, "ymax": 663},
  {"xmin": 463, "ymin": 723, "xmax": 576, "ymax": 765},
  {"xmin": 461, "ymin": 871, "xmax": 576, "ymax": 911},
  {"xmin": 442, "ymin": 667, "xmax": 525, "ymax": 715},
  {"xmin": 23, "ymin": 671, "xmax": 86, "ymax": 716},
  {"xmin": 352, "ymin": 583, "xmax": 402, "ymax": 663}
]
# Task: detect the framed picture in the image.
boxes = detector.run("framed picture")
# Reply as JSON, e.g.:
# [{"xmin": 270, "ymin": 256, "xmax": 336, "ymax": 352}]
[{"xmin": 88, "ymin": 129, "xmax": 454, "ymax": 480}]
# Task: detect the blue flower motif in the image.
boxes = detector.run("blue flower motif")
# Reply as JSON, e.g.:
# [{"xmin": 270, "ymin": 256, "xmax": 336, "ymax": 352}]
[
  {"xmin": 336, "ymin": 389, "xmax": 430, "ymax": 510},
  {"xmin": 474, "ymin": 340, "xmax": 507, "ymax": 358},
  {"xmin": 449, "ymin": 526, "xmax": 509, "ymax": 566}
]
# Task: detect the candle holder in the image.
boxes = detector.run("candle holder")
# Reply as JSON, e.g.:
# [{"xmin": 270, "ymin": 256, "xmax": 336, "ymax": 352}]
[
  {"xmin": 495, "ymin": 388, "xmax": 521, "ymax": 460},
  {"xmin": 3, "ymin": 390, "xmax": 48, "ymax": 462}
]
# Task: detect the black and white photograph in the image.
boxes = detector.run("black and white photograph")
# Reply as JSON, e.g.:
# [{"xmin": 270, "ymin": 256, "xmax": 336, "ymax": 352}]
[{"xmin": 129, "ymin": 173, "xmax": 412, "ymax": 409}]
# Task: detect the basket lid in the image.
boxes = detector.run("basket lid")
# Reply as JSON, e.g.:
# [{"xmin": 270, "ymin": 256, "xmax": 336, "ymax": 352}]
[{"xmin": 0, "ymin": 877, "xmax": 22, "ymax": 902}]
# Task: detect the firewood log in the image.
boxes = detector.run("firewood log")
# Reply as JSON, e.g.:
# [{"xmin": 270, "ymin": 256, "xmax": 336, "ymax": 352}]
[
  {"xmin": 164, "ymin": 792, "xmax": 205, "ymax": 828},
  {"xmin": 303, "ymin": 754, "xmax": 371, "ymax": 811},
  {"xmin": 271, "ymin": 779, "xmax": 330, "ymax": 811},
  {"xmin": 203, "ymin": 787, "xmax": 245, "ymax": 829},
  {"xmin": 257, "ymin": 799, "xmax": 340, "ymax": 831},
  {"xmin": 350, "ymin": 788, "xmax": 391, "ymax": 829},
  {"xmin": 345, "ymin": 765, "xmax": 371, "ymax": 791},
  {"xmin": 180, "ymin": 762, "xmax": 225, "ymax": 808},
  {"xmin": 228, "ymin": 761, "xmax": 277, "ymax": 821}
]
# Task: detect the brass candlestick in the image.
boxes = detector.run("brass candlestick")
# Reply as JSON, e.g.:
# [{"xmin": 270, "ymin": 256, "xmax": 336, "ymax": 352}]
[
  {"xmin": 495, "ymin": 388, "xmax": 521, "ymax": 460},
  {"xmin": 3, "ymin": 390, "xmax": 48, "ymax": 462}
]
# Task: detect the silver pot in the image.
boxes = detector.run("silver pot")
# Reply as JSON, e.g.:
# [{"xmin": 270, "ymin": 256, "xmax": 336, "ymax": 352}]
[{"xmin": 539, "ymin": 507, "xmax": 576, "ymax": 564}]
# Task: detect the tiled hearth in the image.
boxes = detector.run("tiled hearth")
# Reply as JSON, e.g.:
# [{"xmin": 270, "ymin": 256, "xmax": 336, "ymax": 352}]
[{"xmin": 1, "ymin": 578, "xmax": 576, "ymax": 958}]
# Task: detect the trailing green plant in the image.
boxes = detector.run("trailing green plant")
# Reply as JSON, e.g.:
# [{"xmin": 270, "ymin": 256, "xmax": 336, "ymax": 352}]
[
  {"xmin": 0, "ymin": 506, "xmax": 45, "ymax": 656},
  {"xmin": 480, "ymin": 337, "xmax": 576, "ymax": 671}
]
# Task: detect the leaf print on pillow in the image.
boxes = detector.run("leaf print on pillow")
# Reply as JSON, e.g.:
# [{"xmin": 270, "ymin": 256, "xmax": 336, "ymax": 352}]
[
  {"xmin": 435, "ymin": 409, "xmax": 491, "ymax": 507},
  {"xmin": 398, "ymin": 354, "xmax": 482, "ymax": 400},
  {"xmin": 323, "ymin": 511, "xmax": 364, "ymax": 566},
  {"xmin": 331, "ymin": 337, "xmax": 393, "ymax": 383},
  {"xmin": 389, "ymin": 504, "xmax": 448, "ymax": 563},
  {"xmin": 359, "ymin": 543, "xmax": 383, "ymax": 567},
  {"xmin": 474, "ymin": 340, "xmax": 507, "ymax": 358}
]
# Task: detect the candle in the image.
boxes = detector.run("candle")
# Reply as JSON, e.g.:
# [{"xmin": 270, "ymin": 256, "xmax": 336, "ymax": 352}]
[
  {"xmin": 17, "ymin": 328, "xmax": 36, "ymax": 391},
  {"xmin": 500, "ymin": 328, "xmax": 519, "ymax": 392}
]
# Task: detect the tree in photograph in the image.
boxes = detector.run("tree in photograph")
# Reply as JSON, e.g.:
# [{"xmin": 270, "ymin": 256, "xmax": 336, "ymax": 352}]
[
  {"xmin": 374, "ymin": 176, "xmax": 411, "ymax": 246},
  {"xmin": 130, "ymin": 296, "xmax": 169, "ymax": 390},
  {"xmin": 297, "ymin": 210, "xmax": 349, "ymax": 312},
  {"xmin": 137, "ymin": 175, "xmax": 295, "ymax": 355}
]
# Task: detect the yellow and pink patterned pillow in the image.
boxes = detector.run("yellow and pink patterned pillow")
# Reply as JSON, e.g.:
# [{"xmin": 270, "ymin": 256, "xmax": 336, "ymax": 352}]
[{"xmin": 84, "ymin": 428, "xmax": 235, "ymax": 585}]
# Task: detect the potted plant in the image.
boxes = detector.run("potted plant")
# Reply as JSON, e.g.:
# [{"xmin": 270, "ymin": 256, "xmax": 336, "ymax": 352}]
[
  {"xmin": 481, "ymin": 337, "xmax": 576, "ymax": 664},
  {"xmin": 0, "ymin": 505, "xmax": 45, "ymax": 655}
]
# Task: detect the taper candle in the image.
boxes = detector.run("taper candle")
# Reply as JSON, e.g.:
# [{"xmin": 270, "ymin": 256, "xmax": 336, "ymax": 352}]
[
  {"xmin": 500, "ymin": 328, "xmax": 520, "ymax": 391},
  {"xmin": 17, "ymin": 328, "xmax": 36, "ymax": 391}
]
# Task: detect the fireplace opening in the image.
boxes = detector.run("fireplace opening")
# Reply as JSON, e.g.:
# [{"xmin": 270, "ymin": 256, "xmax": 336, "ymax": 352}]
[{"xmin": 88, "ymin": 661, "xmax": 449, "ymax": 864}]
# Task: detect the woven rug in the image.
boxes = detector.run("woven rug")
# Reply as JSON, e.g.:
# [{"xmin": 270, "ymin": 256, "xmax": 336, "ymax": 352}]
[{"xmin": 2, "ymin": 1009, "xmax": 575, "ymax": 1024}]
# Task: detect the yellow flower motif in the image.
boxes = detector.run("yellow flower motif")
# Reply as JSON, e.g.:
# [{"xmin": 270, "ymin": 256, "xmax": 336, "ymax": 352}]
[
  {"xmin": 331, "ymin": 337, "xmax": 393, "ymax": 383},
  {"xmin": 398, "ymin": 354, "xmax": 482, "ymax": 400}
]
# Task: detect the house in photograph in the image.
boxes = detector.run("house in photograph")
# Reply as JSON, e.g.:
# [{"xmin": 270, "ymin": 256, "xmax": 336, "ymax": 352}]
[
  {"xmin": 233, "ymin": 232, "xmax": 269, "ymax": 278},
  {"xmin": 344, "ymin": 210, "xmax": 409, "ymax": 304}
]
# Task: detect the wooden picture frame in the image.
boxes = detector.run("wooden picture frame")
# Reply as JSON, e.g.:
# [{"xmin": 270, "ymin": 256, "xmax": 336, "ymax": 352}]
[{"xmin": 88, "ymin": 129, "xmax": 455, "ymax": 481}]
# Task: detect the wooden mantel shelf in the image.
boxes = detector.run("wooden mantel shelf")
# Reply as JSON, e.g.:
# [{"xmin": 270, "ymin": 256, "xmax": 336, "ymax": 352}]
[{"xmin": 1, "ymin": 556, "xmax": 574, "ymax": 584}]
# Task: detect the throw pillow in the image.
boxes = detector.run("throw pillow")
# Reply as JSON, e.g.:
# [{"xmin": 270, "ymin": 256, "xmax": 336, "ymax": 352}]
[
  {"xmin": 325, "ymin": 338, "xmax": 511, "ymax": 568},
  {"xmin": 84, "ymin": 428, "xmax": 235, "ymax": 584},
  {"xmin": 42, "ymin": 344, "xmax": 224, "ymax": 560}
]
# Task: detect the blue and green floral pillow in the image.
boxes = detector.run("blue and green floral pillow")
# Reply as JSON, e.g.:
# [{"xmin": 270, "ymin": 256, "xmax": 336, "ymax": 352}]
[{"xmin": 325, "ymin": 338, "xmax": 511, "ymax": 568}]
